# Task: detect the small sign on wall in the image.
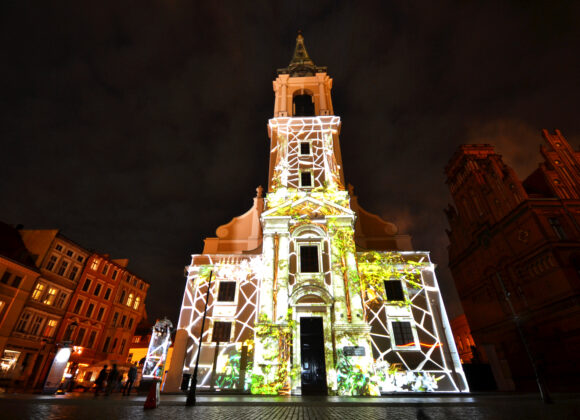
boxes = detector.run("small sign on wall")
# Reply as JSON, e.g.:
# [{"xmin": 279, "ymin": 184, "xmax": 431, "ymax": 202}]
[{"xmin": 343, "ymin": 346, "xmax": 365, "ymax": 356}]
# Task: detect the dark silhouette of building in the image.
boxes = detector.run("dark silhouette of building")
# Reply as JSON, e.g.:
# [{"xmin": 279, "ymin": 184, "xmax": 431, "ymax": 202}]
[{"xmin": 445, "ymin": 129, "xmax": 580, "ymax": 391}]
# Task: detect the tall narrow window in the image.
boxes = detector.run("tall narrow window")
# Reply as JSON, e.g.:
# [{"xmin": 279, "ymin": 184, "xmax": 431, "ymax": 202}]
[
  {"xmin": 212, "ymin": 321, "xmax": 232, "ymax": 342},
  {"xmin": 12, "ymin": 276, "xmax": 22, "ymax": 288},
  {"xmin": 31, "ymin": 283, "xmax": 45, "ymax": 301},
  {"xmin": 86, "ymin": 303, "xmax": 95, "ymax": 318},
  {"xmin": 120, "ymin": 339, "xmax": 126, "ymax": 354},
  {"xmin": 69, "ymin": 266, "xmax": 79, "ymax": 281},
  {"xmin": 91, "ymin": 259, "xmax": 99, "ymax": 271},
  {"xmin": 43, "ymin": 287, "xmax": 58, "ymax": 305},
  {"xmin": 127, "ymin": 293, "xmax": 134, "ymax": 307},
  {"xmin": 87, "ymin": 331, "xmax": 97, "ymax": 348},
  {"xmin": 96, "ymin": 307, "xmax": 105, "ymax": 321},
  {"xmin": 133, "ymin": 296, "xmax": 141, "ymax": 310},
  {"xmin": 392, "ymin": 321, "xmax": 415, "ymax": 347},
  {"xmin": 384, "ymin": 280, "xmax": 405, "ymax": 301},
  {"xmin": 104, "ymin": 288, "xmax": 112, "ymax": 300},
  {"xmin": 217, "ymin": 282, "xmax": 236, "ymax": 302},
  {"xmin": 44, "ymin": 319, "xmax": 58, "ymax": 338},
  {"xmin": 299, "ymin": 245, "xmax": 319, "ymax": 273},
  {"xmin": 103, "ymin": 337, "xmax": 111, "ymax": 352},
  {"xmin": 94, "ymin": 283, "xmax": 102, "ymax": 296},
  {"xmin": 55, "ymin": 292, "xmax": 68, "ymax": 308},
  {"xmin": 75, "ymin": 328, "xmax": 86, "ymax": 346},
  {"xmin": 73, "ymin": 299, "xmax": 84, "ymax": 314},
  {"xmin": 16, "ymin": 312, "xmax": 31, "ymax": 332},
  {"xmin": 1, "ymin": 272, "xmax": 11, "ymax": 284},
  {"xmin": 102, "ymin": 264, "xmax": 109, "ymax": 275},
  {"xmin": 29, "ymin": 315, "xmax": 44, "ymax": 336},
  {"xmin": 112, "ymin": 312, "xmax": 119, "ymax": 326},
  {"xmin": 548, "ymin": 217, "xmax": 567, "ymax": 239},
  {"xmin": 57, "ymin": 260, "xmax": 68, "ymax": 276},
  {"xmin": 118, "ymin": 290, "xmax": 126, "ymax": 304},
  {"xmin": 300, "ymin": 171, "xmax": 313, "ymax": 188},
  {"xmin": 46, "ymin": 255, "xmax": 58, "ymax": 271},
  {"xmin": 82, "ymin": 278, "xmax": 92, "ymax": 292}
]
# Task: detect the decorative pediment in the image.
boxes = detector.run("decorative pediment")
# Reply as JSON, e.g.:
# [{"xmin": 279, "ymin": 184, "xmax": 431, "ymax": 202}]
[{"xmin": 262, "ymin": 195, "xmax": 354, "ymax": 219}]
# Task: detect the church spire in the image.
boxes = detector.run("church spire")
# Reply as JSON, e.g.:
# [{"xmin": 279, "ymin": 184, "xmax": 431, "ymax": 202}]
[{"xmin": 278, "ymin": 31, "xmax": 327, "ymax": 77}]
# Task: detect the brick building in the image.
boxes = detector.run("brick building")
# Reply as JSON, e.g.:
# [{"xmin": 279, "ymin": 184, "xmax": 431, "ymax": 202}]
[{"xmin": 445, "ymin": 129, "xmax": 580, "ymax": 391}]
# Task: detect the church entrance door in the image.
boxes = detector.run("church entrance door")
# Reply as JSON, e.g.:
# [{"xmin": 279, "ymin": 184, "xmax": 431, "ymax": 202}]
[{"xmin": 299, "ymin": 317, "xmax": 328, "ymax": 395}]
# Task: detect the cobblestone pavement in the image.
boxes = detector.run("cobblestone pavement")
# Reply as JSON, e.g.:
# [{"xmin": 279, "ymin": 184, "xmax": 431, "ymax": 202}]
[{"xmin": 0, "ymin": 393, "xmax": 579, "ymax": 420}]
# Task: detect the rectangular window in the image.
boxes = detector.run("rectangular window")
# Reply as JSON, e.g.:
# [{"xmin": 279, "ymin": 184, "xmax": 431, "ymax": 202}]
[
  {"xmin": 120, "ymin": 315, "xmax": 126, "ymax": 327},
  {"xmin": 75, "ymin": 328, "xmax": 86, "ymax": 346},
  {"xmin": 46, "ymin": 255, "xmax": 58, "ymax": 271},
  {"xmin": 112, "ymin": 338, "xmax": 118, "ymax": 352},
  {"xmin": 77, "ymin": 255, "xmax": 84, "ymax": 263},
  {"xmin": 212, "ymin": 321, "xmax": 232, "ymax": 342},
  {"xmin": 102, "ymin": 264, "xmax": 109, "ymax": 275},
  {"xmin": 94, "ymin": 283, "xmax": 102, "ymax": 296},
  {"xmin": 103, "ymin": 336, "xmax": 111, "ymax": 352},
  {"xmin": 104, "ymin": 288, "xmax": 112, "ymax": 300},
  {"xmin": 133, "ymin": 296, "xmax": 141, "ymax": 310},
  {"xmin": 87, "ymin": 331, "xmax": 97, "ymax": 348},
  {"xmin": 300, "ymin": 171, "xmax": 313, "ymax": 188},
  {"xmin": 12, "ymin": 276, "xmax": 22, "ymax": 288},
  {"xmin": 69, "ymin": 266, "xmax": 79, "ymax": 281},
  {"xmin": 82, "ymin": 278, "xmax": 91, "ymax": 292},
  {"xmin": 43, "ymin": 287, "xmax": 58, "ymax": 305},
  {"xmin": 96, "ymin": 307, "xmax": 105, "ymax": 321},
  {"xmin": 91, "ymin": 259, "xmax": 99, "ymax": 271},
  {"xmin": 73, "ymin": 299, "xmax": 84, "ymax": 314},
  {"xmin": 384, "ymin": 280, "xmax": 405, "ymax": 301},
  {"xmin": 112, "ymin": 312, "xmax": 119, "ymax": 326},
  {"xmin": 120, "ymin": 339, "xmax": 126, "ymax": 354},
  {"xmin": 43, "ymin": 319, "xmax": 58, "ymax": 338},
  {"xmin": 86, "ymin": 303, "xmax": 95, "ymax": 318},
  {"xmin": 1, "ymin": 272, "xmax": 11, "ymax": 284},
  {"xmin": 30, "ymin": 315, "xmax": 44, "ymax": 336},
  {"xmin": 300, "ymin": 142, "xmax": 311, "ymax": 155},
  {"xmin": 392, "ymin": 321, "xmax": 415, "ymax": 347},
  {"xmin": 299, "ymin": 245, "xmax": 319, "ymax": 273},
  {"xmin": 112, "ymin": 270, "xmax": 118, "ymax": 280},
  {"xmin": 16, "ymin": 312, "xmax": 31, "ymax": 332},
  {"xmin": 217, "ymin": 281, "xmax": 236, "ymax": 302},
  {"xmin": 128, "ymin": 318, "xmax": 134, "ymax": 329},
  {"xmin": 66, "ymin": 250, "xmax": 73, "ymax": 257},
  {"xmin": 55, "ymin": 292, "xmax": 68, "ymax": 308},
  {"xmin": 31, "ymin": 283, "xmax": 45, "ymax": 301},
  {"xmin": 55, "ymin": 244, "xmax": 63, "ymax": 251},
  {"xmin": 57, "ymin": 260, "xmax": 68, "ymax": 276},
  {"xmin": 548, "ymin": 217, "xmax": 567, "ymax": 240}
]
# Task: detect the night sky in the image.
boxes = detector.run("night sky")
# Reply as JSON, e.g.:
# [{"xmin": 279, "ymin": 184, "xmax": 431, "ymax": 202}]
[{"xmin": 2, "ymin": 1, "xmax": 580, "ymax": 323}]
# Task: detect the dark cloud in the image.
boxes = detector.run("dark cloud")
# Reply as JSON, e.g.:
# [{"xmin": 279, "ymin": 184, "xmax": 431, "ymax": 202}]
[{"xmin": 1, "ymin": 0, "xmax": 579, "ymax": 320}]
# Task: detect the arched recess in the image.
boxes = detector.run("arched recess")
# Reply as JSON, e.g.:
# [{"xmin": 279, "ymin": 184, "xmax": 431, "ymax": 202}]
[{"xmin": 292, "ymin": 89, "xmax": 315, "ymax": 116}]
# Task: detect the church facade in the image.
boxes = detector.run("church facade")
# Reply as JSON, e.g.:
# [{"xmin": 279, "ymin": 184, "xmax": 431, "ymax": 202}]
[{"xmin": 164, "ymin": 34, "xmax": 467, "ymax": 395}]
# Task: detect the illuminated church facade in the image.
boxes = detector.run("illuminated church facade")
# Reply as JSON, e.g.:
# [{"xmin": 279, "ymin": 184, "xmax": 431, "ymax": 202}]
[{"xmin": 165, "ymin": 34, "xmax": 468, "ymax": 395}]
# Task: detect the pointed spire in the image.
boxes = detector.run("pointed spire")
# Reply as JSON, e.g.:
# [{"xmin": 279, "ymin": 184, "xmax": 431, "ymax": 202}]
[{"xmin": 278, "ymin": 31, "xmax": 327, "ymax": 77}]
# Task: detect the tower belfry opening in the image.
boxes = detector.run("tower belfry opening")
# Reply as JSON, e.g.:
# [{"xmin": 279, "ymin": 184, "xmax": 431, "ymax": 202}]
[{"xmin": 166, "ymin": 31, "xmax": 469, "ymax": 397}]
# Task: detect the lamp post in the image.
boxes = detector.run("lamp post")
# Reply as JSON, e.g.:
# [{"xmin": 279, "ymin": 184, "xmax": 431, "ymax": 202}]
[{"xmin": 186, "ymin": 271, "xmax": 213, "ymax": 407}]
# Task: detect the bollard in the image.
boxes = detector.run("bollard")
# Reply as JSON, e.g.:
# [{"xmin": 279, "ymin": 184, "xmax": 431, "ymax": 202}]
[{"xmin": 143, "ymin": 380, "xmax": 160, "ymax": 409}]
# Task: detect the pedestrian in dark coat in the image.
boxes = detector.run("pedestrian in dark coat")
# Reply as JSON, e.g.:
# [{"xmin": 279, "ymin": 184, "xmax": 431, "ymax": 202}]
[
  {"xmin": 94, "ymin": 365, "xmax": 108, "ymax": 397},
  {"xmin": 105, "ymin": 364, "xmax": 120, "ymax": 395},
  {"xmin": 122, "ymin": 365, "xmax": 138, "ymax": 396}
]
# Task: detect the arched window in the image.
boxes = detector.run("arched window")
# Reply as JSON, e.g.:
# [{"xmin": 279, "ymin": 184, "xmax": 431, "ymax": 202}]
[
  {"xmin": 127, "ymin": 293, "xmax": 134, "ymax": 307},
  {"xmin": 293, "ymin": 94, "xmax": 314, "ymax": 116},
  {"xmin": 133, "ymin": 296, "xmax": 141, "ymax": 310}
]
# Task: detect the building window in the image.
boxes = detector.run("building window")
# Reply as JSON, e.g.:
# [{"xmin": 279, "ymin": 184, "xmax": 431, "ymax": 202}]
[
  {"xmin": 128, "ymin": 318, "xmax": 134, "ymax": 329},
  {"xmin": 112, "ymin": 312, "xmax": 119, "ymax": 327},
  {"xmin": 66, "ymin": 250, "xmax": 73, "ymax": 257},
  {"xmin": 55, "ymin": 244, "xmax": 63, "ymax": 251},
  {"xmin": 112, "ymin": 270, "xmax": 118, "ymax": 280},
  {"xmin": 43, "ymin": 287, "xmax": 58, "ymax": 305},
  {"xmin": 31, "ymin": 283, "xmax": 45, "ymax": 301},
  {"xmin": 0, "ymin": 300, "xmax": 5, "ymax": 316},
  {"xmin": 212, "ymin": 321, "xmax": 232, "ymax": 342},
  {"xmin": 12, "ymin": 276, "xmax": 22, "ymax": 288},
  {"xmin": 133, "ymin": 296, "xmax": 141, "ymax": 310},
  {"xmin": 217, "ymin": 281, "xmax": 236, "ymax": 302},
  {"xmin": 94, "ymin": 283, "xmax": 102, "ymax": 296},
  {"xmin": 46, "ymin": 255, "xmax": 58, "ymax": 271},
  {"xmin": 43, "ymin": 319, "xmax": 58, "ymax": 338},
  {"xmin": 127, "ymin": 293, "xmax": 134, "ymax": 307},
  {"xmin": 91, "ymin": 259, "xmax": 99, "ymax": 271},
  {"xmin": 120, "ymin": 339, "xmax": 126, "ymax": 354},
  {"xmin": 112, "ymin": 338, "xmax": 118, "ymax": 352},
  {"xmin": 139, "ymin": 283, "xmax": 144, "ymax": 290},
  {"xmin": 104, "ymin": 288, "xmax": 112, "ymax": 300},
  {"xmin": 300, "ymin": 142, "xmax": 311, "ymax": 155},
  {"xmin": 87, "ymin": 331, "xmax": 97, "ymax": 348},
  {"xmin": 299, "ymin": 245, "xmax": 319, "ymax": 273},
  {"xmin": 77, "ymin": 255, "xmax": 84, "ymax": 263},
  {"xmin": 118, "ymin": 290, "xmax": 126, "ymax": 304},
  {"xmin": 102, "ymin": 264, "xmax": 109, "ymax": 275},
  {"xmin": 55, "ymin": 292, "xmax": 68, "ymax": 308},
  {"xmin": 57, "ymin": 260, "xmax": 69, "ymax": 276},
  {"xmin": 75, "ymin": 328, "xmax": 86, "ymax": 346},
  {"xmin": 300, "ymin": 171, "xmax": 313, "ymax": 188},
  {"xmin": 69, "ymin": 266, "xmax": 79, "ymax": 281},
  {"xmin": 1, "ymin": 272, "xmax": 11, "ymax": 284},
  {"xmin": 392, "ymin": 321, "xmax": 415, "ymax": 347},
  {"xmin": 120, "ymin": 315, "xmax": 126, "ymax": 327},
  {"xmin": 82, "ymin": 278, "xmax": 92, "ymax": 292},
  {"xmin": 73, "ymin": 299, "xmax": 84, "ymax": 314},
  {"xmin": 16, "ymin": 312, "xmax": 31, "ymax": 332},
  {"xmin": 30, "ymin": 315, "xmax": 44, "ymax": 336},
  {"xmin": 103, "ymin": 337, "xmax": 111, "ymax": 353},
  {"xmin": 86, "ymin": 303, "xmax": 95, "ymax": 318},
  {"xmin": 384, "ymin": 280, "xmax": 405, "ymax": 301},
  {"xmin": 548, "ymin": 217, "xmax": 567, "ymax": 240},
  {"xmin": 96, "ymin": 307, "xmax": 105, "ymax": 321},
  {"xmin": 125, "ymin": 274, "xmax": 131, "ymax": 283}
]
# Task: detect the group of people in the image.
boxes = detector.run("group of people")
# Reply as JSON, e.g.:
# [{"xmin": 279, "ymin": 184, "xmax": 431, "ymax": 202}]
[{"xmin": 94, "ymin": 363, "xmax": 138, "ymax": 396}]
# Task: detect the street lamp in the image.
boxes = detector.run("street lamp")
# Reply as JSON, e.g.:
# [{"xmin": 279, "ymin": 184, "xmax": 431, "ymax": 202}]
[{"xmin": 186, "ymin": 271, "xmax": 213, "ymax": 407}]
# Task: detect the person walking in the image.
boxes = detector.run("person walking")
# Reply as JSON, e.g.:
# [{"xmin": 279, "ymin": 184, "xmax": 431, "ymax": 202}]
[
  {"xmin": 105, "ymin": 364, "xmax": 119, "ymax": 396},
  {"xmin": 122, "ymin": 365, "xmax": 137, "ymax": 396},
  {"xmin": 94, "ymin": 365, "xmax": 108, "ymax": 397}
]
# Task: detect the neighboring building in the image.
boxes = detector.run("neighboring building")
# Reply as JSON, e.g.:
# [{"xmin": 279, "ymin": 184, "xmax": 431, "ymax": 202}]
[
  {"xmin": 55, "ymin": 253, "xmax": 149, "ymax": 386},
  {"xmin": 0, "ymin": 223, "xmax": 45, "ymax": 390},
  {"xmin": 165, "ymin": 34, "xmax": 467, "ymax": 396},
  {"xmin": 449, "ymin": 314, "xmax": 475, "ymax": 364},
  {"xmin": 445, "ymin": 130, "xmax": 580, "ymax": 391}
]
